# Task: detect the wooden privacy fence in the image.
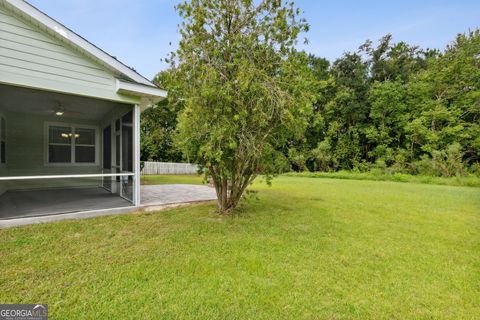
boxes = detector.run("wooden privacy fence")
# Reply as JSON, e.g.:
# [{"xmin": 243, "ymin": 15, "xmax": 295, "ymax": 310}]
[{"xmin": 141, "ymin": 162, "xmax": 200, "ymax": 175}]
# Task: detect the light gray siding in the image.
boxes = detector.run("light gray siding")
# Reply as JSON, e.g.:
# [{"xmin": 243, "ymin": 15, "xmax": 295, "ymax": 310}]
[
  {"xmin": 1, "ymin": 110, "xmax": 102, "ymax": 190},
  {"xmin": 0, "ymin": 5, "xmax": 140, "ymax": 104},
  {"xmin": 0, "ymin": 100, "xmax": 135, "ymax": 191},
  {"xmin": 4, "ymin": 111, "xmax": 99, "ymax": 172}
]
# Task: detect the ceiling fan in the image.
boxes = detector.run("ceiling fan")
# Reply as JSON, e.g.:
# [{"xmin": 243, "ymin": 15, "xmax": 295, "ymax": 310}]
[{"xmin": 31, "ymin": 101, "xmax": 83, "ymax": 117}]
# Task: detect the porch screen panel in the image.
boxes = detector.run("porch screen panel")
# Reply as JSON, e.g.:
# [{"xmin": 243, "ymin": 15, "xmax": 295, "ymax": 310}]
[
  {"xmin": 102, "ymin": 126, "xmax": 112, "ymax": 191},
  {"xmin": 1, "ymin": 141, "xmax": 4, "ymax": 164},
  {"xmin": 122, "ymin": 111, "xmax": 133, "ymax": 172},
  {"xmin": 103, "ymin": 126, "xmax": 111, "ymax": 169},
  {"xmin": 121, "ymin": 111, "xmax": 133, "ymax": 201},
  {"xmin": 116, "ymin": 137, "xmax": 120, "ymax": 168},
  {"xmin": 49, "ymin": 126, "xmax": 72, "ymax": 163},
  {"xmin": 1, "ymin": 116, "xmax": 5, "ymax": 163}
]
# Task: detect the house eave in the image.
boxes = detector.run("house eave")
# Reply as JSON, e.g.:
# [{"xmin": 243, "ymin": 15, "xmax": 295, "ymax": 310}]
[
  {"xmin": 116, "ymin": 80, "xmax": 167, "ymax": 109},
  {"xmin": 116, "ymin": 80, "xmax": 167, "ymax": 99}
]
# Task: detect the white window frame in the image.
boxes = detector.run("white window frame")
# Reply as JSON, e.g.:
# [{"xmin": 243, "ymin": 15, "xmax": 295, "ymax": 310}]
[
  {"xmin": 44, "ymin": 122, "xmax": 100, "ymax": 166},
  {"xmin": 0, "ymin": 113, "xmax": 5, "ymax": 166}
]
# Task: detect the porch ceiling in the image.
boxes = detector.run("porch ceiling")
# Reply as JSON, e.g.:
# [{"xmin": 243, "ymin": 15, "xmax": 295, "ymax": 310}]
[{"xmin": 0, "ymin": 83, "xmax": 128, "ymax": 120}]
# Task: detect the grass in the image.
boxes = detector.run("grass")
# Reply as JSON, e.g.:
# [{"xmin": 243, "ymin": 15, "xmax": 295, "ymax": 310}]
[
  {"xmin": 1, "ymin": 176, "xmax": 479, "ymax": 319},
  {"xmin": 141, "ymin": 174, "xmax": 204, "ymax": 185},
  {"xmin": 287, "ymin": 170, "xmax": 480, "ymax": 187}
]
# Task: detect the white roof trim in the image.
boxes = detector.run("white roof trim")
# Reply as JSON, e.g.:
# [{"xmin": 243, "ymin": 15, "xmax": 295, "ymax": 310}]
[
  {"xmin": 116, "ymin": 80, "xmax": 167, "ymax": 100},
  {"xmin": 2, "ymin": 0, "xmax": 158, "ymax": 88}
]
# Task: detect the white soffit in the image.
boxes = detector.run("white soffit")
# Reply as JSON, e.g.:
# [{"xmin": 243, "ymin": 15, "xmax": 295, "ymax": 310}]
[{"xmin": 116, "ymin": 80, "xmax": 167, "ymax": 101}]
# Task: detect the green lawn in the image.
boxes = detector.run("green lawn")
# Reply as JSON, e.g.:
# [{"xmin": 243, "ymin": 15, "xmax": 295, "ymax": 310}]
[
  {"xmin": 288, "ymin": 170, "xmax": 480, "ymax": 187},
  {"xmin": 141, "ymin": 174, "xmax": 204, "ymax": 185},
  {"xmin": 1, "ymin": 177, "xmax": 479, "ymax": 319}
]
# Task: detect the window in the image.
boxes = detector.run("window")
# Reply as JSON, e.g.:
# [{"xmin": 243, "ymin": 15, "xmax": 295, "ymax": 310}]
[
  {"xmin": 75, "ymin": 128, "xmax": 96, "ymax": 163},
  {"xmin": 49, "ymin": 126, "xmax": 72, "ymax": 163},
  {"xmin": 122, "ymin": 111, "xmax": 133, "ymax": 172},
  {"xmin": 0, "ymin": 116, "xmax": 5, "ymax": 164},
  {"xmin": 47, "ymin": 124, "xmax": 97, "ymax": 164}
]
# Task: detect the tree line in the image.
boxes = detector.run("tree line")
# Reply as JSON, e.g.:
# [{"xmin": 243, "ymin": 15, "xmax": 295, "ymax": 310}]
[{"xmin": 141, "ymin": 29, "xmax": 480, "ymax": 178}]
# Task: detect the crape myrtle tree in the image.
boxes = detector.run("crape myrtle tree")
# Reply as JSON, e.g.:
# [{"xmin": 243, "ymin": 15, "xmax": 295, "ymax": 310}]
[{"xmin": 169, "ymin": 0, "xmax": 316, "ymax": 212}]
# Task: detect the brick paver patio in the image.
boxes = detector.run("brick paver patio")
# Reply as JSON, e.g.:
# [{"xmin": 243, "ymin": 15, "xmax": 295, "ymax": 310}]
[{"xmin": 141, "ymin": 184, "xmax": 217, "ymax": 206}]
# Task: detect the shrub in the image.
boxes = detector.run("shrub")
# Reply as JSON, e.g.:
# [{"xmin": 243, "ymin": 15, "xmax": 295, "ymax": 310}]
[{"xmin": 413, "ymin": 143, "xmax": 466, "ymax": 177}]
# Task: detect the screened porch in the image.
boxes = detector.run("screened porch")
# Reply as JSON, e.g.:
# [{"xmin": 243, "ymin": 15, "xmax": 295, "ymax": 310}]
[{"xmin": 0, "ymin": 84, "xmax": 140, "ymax": 219}]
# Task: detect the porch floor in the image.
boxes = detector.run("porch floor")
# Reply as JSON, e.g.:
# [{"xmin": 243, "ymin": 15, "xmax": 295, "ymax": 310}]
[
  {"xmin": 0, "ymin": 184, "xmax": 217, "ymax": 222},
  {"xmin": 0, "ymin": 187, "xmax": 132, "ymax": 220}
]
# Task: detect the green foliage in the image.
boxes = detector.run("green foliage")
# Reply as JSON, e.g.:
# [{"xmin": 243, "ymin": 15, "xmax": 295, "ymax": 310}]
[
  {"xmin": 310, "ymin": 139, "xmax": 334, "ymax": 171},
  {"xmin": 144, "ymin": 11, "xmax": 479, "ymax": 179},
  {"xmin": 286, "ymin": 30, "xmax": 480, "ymax": 176},
  {"xmin": 412, "ymin": 142, "xmax": 466, "ymax": 177},
  {"xmin": 140, "ymin": 71, "xmax": 183, "ymax": 162},
  {"xmin": 170, "ymin": 0, "xmax": 315, "ymax": 211},
  {"xmin": 287, "ymin": 170, "xmax": 480, "ymax": 187}
]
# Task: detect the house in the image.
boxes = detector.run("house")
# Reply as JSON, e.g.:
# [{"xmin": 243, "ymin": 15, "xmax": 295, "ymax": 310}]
[{"xmin": 0, "ymin": 0, "xmax": 167, "ymax": 221}]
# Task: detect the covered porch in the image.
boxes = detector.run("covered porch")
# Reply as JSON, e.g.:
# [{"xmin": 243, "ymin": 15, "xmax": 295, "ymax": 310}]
[
  {"xmin": 0, "ymin": 183, "xmax": 218, "ymax": 220},
  {"xmin": 0, "ymin": 186, "xmax": 131, "ymax": 219},
  {"xmin": 0, "ymin": 84, "xmax": 141, "ymax": 219}
]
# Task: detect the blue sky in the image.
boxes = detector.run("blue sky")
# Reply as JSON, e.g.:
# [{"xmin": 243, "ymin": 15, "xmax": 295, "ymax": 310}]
[{"xmin": 29, "ymin": 0, "xmax": 480, "ymax": 80}]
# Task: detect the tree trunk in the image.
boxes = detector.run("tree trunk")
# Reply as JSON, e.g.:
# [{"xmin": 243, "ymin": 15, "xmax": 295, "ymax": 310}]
[
  {"xmin": 211, "ymin": 171, "xmax": 254, "ymax": 213},
  {"xmin": 212, "ymin": 174, "xmax": 227, "ymax": 212}
]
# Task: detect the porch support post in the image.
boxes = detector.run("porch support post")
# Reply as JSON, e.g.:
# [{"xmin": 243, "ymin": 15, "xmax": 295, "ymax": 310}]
[{"xmin": 133, "ymin": 104, "xmax": 141, "ymax": 206}]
